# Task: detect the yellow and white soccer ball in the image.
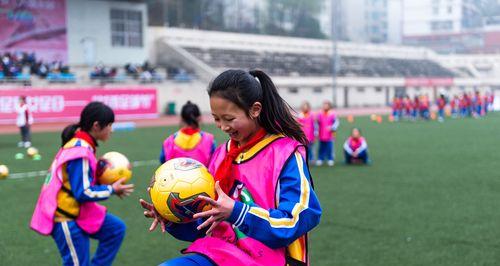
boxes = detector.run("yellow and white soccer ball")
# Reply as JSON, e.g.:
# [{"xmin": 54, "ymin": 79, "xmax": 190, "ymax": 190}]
[
  {"xmin": 26, "ymin": 147, "xmax": 39, "ymax": 158},
  {"xmin": 150, "ymin": 157, "xmax": 215, "ymax": 223},
  {"xmin": 0, "ymin": 165, "xmax": 9, "ymax": 179},
  {"xmin": 96, "ymin": 151, "xmax": 132, "ymax": 184}
]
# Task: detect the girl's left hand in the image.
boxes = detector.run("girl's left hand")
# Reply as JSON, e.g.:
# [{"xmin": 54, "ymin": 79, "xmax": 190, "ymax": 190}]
[
  {"xmin": 193, "ymin": 181, "xmax": 235, "ymax": 235},
  {"xmin": 139, "ymin": 198, "xmax": 168, "ymax": 233}
]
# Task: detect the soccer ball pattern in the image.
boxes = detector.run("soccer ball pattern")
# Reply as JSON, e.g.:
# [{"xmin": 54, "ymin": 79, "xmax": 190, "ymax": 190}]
[
  {"xmin": 150, "ymin": 157, "xmax": 215, "ymax": 223},
  {"xmin": 96, "ymin": 151, "xmax": 132, "ymax": 184}
]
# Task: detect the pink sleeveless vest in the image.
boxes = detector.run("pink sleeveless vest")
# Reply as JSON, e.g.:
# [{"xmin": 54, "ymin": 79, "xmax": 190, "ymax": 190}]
[
  {"xmin": 317, "ymin": 111, "xmax": 336, "ymax": 142},
  {"xmin": 30, "ymin": 146, "xmax": 107, "ymax": 235},
  {"xmin": 348, "ymin": 137, "xmax": 365, "ymax": 151},
  {"xmin": 185, "ymin": 136, "xmax": 310, "ymax": 266},
  {"xmin": 163, "ymin": 131, "xmax": 214, "ymax": 166},
  {"xmin": 298, "ymin": 112, "xmax": 315, "ymax": 143}
]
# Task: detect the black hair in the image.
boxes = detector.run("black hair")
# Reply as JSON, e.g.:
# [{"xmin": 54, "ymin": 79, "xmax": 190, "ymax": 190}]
[
  {"xmin": 61, "ymin": 101, "xmax": 115, "ymax": 146},
  {"xmin": 352, "ymin": 127, "xmax": 362, "ymax": 135},
  {"xmin": 180, "ymin": 101, "xmax": 201, "ymax": 128},
  {"xmin": 208, "ymin": 69, "xmax": 307, "ymax": 145}
]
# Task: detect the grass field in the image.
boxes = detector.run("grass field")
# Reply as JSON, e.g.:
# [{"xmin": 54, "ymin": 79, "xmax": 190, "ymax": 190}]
[{"xmin": 0, "ymin": 114, "xmax": 499, "ymax": 266}]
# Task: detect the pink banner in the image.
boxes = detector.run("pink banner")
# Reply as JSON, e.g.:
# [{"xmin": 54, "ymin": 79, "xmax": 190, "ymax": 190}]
[
  {"xmin": 405, "ymin": 78, "xmax": 454, "ymax": 87},
  {"xmin": 0, "ymin": 0, "xmax": 67, "ymax": 62},
  {"xmin": 0, "ymin": 88, "xmax": 158, "ymax": 124}
]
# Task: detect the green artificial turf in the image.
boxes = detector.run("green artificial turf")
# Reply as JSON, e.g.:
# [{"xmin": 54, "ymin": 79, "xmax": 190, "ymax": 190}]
[{"xmin": 0, "ymin": 114, "xmax": 498, "ymax": 265}]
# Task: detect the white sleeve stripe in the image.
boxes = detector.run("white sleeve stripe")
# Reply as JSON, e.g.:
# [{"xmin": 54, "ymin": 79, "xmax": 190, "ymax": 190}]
[
  {"xmin": 83, "ymin": 188, "xmax": 111, "ymax": 198},
  {"xmin": 235, "ymin": 204, "xmax": 250, "ymax": 228},
  {"xmin": 82, "ymin": 158, "xmax": 90, "ymax": 189},
  {"xmin": 81, "ymin": 158, "xmax": 111, "ymax": 199},
  {"xmin": 234, "ymin": 203, "xmax": 246, "ymax": 227},
  {"xmin": 247, "ymin": 152, "xmax": 310, "ymax": 229}
]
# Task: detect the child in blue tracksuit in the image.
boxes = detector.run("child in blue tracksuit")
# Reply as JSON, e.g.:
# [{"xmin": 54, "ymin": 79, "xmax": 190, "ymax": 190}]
[
  {"xmin": 140, "ymin": 69, "xmax": 321, "ymax": 266},
  {"xmin": 31, "ymin": 102, "xmax": 134, "ymax": 266},
  {"xmin": 316, "ymin": 100, "xmax": 339, "ymax": 166}
]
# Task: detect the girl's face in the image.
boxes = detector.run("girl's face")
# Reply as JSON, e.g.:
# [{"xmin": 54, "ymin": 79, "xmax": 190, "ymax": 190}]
[
  {"xmin": 322, "ymin": 101, "xmax": 331, "ymax": 111},
  {"xmin": 301, "ymin": 102, "xmax": 310, "ymax": 113},
  {"xmin": 92, "ymin": 123, "xmax": 113, "ymax": 142},
  {"xmin": 352, "ymin": 128, "xmax": 360, "ymax": 138},
  {"xmin": 210, "ymin": 96, "xmax": 261, "ymax": 146}
]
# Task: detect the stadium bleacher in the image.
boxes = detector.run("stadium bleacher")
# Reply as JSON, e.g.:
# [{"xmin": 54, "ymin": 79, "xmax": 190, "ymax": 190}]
[{"xmin": 181, "ymin": 46, "xmax": 455, "ymax": 78}]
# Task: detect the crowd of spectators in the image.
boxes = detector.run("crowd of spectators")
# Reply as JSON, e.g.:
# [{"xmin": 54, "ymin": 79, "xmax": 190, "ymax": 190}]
[
  {"xmin": 0, "ymin": 51, "xmax": 74, "ymax": 83},
  {"xmin": 90, "ymin": 61, "xmax": 163, "ymax": 83}
]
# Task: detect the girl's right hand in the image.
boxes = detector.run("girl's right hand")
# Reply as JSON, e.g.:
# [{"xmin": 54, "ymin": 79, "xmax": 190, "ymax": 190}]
[
  {"xmin": 139, "ymin": 198, "xmax": 169, "ymax": 233},
  {"xmin": 112, "ymin": 178, "xmax": 135, "ymax": 198}
]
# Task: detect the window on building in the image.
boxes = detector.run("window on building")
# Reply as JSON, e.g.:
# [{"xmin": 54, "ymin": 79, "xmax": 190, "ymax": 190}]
[
  {"xmin": 431, "ymin": 20, "xmax": 453, "ymax": 31},
  {"xmin": 313, "ymin": 87, "xmax": 323, "ymax": 93},
  {"xmin": 447, "ymin": 6, "xmax": 453, "ymax": 14},
  {"xmin": 111, "ymin": 9, "xmax": 143, "ymax": 47}
]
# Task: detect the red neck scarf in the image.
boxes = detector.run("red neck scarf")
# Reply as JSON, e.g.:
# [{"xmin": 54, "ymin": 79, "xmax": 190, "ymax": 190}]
[
  {"xmin": 75, "ymin": 131, "xmax": 97, "ymax": 151},
  {"xmin": 215, "ymin": 128, "xmax": 267, "ymax": 195},
  {"xmin": 180, "ymin": 127, "xmax": 200, "ymax": 135}
]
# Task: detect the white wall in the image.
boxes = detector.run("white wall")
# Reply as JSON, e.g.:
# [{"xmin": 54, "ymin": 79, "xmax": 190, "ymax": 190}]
[{"xmin": 66, "ymin": 0, "xmax": 148, "ymax": 66}]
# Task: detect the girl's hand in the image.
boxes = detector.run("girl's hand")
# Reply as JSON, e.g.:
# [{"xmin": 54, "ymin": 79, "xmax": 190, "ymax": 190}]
[
  {"xmin": 112, "ymin": 178, "xmax": 134, "ymax": 198},
  {"xmin": 139, "ymin": 198, "xmax": 169, "ymax": 233},
  {"xmin": 193, "ymin": 181, "xmax": 235, "ymax": 235}
]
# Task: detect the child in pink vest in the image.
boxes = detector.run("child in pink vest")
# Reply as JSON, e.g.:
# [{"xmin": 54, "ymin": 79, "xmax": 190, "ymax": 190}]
[
  {"xmin": 316, "ymin": 100, "xmax": 339, "ymax": 166},
  {"xmin": 30, "ymin": 102, "xmax": 134, "ymax": 266},
  {"xmin": 140, "ymin": 69, "xmax": 321, "ymax": 266},
  {"xmin": 343, "ymin": 128, "xmax": 370, "ymax": 164},
  {"xmin": 297, "ymin": 101, "xmax": 315, "ymax": 162},
  {"xmin": 160, "ymin": 101, "xmax": 216, "ymax": 167}
]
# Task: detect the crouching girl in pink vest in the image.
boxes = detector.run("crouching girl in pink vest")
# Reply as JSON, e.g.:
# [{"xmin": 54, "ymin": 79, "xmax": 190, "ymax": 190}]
[
  {"xmin": 160, "ymin": 101, "xmax": 216, "ymax": 167},
  {"xmin": 140, "ymin": 69, "xmax": 322, "ymax": 266},
  {"xmin": 30, "ymin": 102, "xmax": 134, "ymax": 266},
  {"xmin": 343, "ymin": 128, "xmax": 370, "ymax": 165}
]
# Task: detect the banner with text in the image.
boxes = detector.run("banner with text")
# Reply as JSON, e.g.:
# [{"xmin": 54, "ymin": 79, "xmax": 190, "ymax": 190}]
[{"xmin": 0, "ymin": 88, "xmax": 158, "ymax": 124}]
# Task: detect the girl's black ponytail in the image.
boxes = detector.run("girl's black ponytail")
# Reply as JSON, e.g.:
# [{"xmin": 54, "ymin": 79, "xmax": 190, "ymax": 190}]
[
  {"xmin": 249, "ymin": 69, "xmax": 307, "ymax": 146},
  {"xmin": 61, "ymin": 123, "xmax": 80, "ymax": 147},
  {"xmin": 180, "ymin": 101, "xmax": 201, "ymax": 128}
]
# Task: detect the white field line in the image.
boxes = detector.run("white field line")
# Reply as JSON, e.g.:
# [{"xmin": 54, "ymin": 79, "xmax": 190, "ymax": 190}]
[{"xmin": 6, "ymin": 159, "xmax": 158, "ymax": 180}]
